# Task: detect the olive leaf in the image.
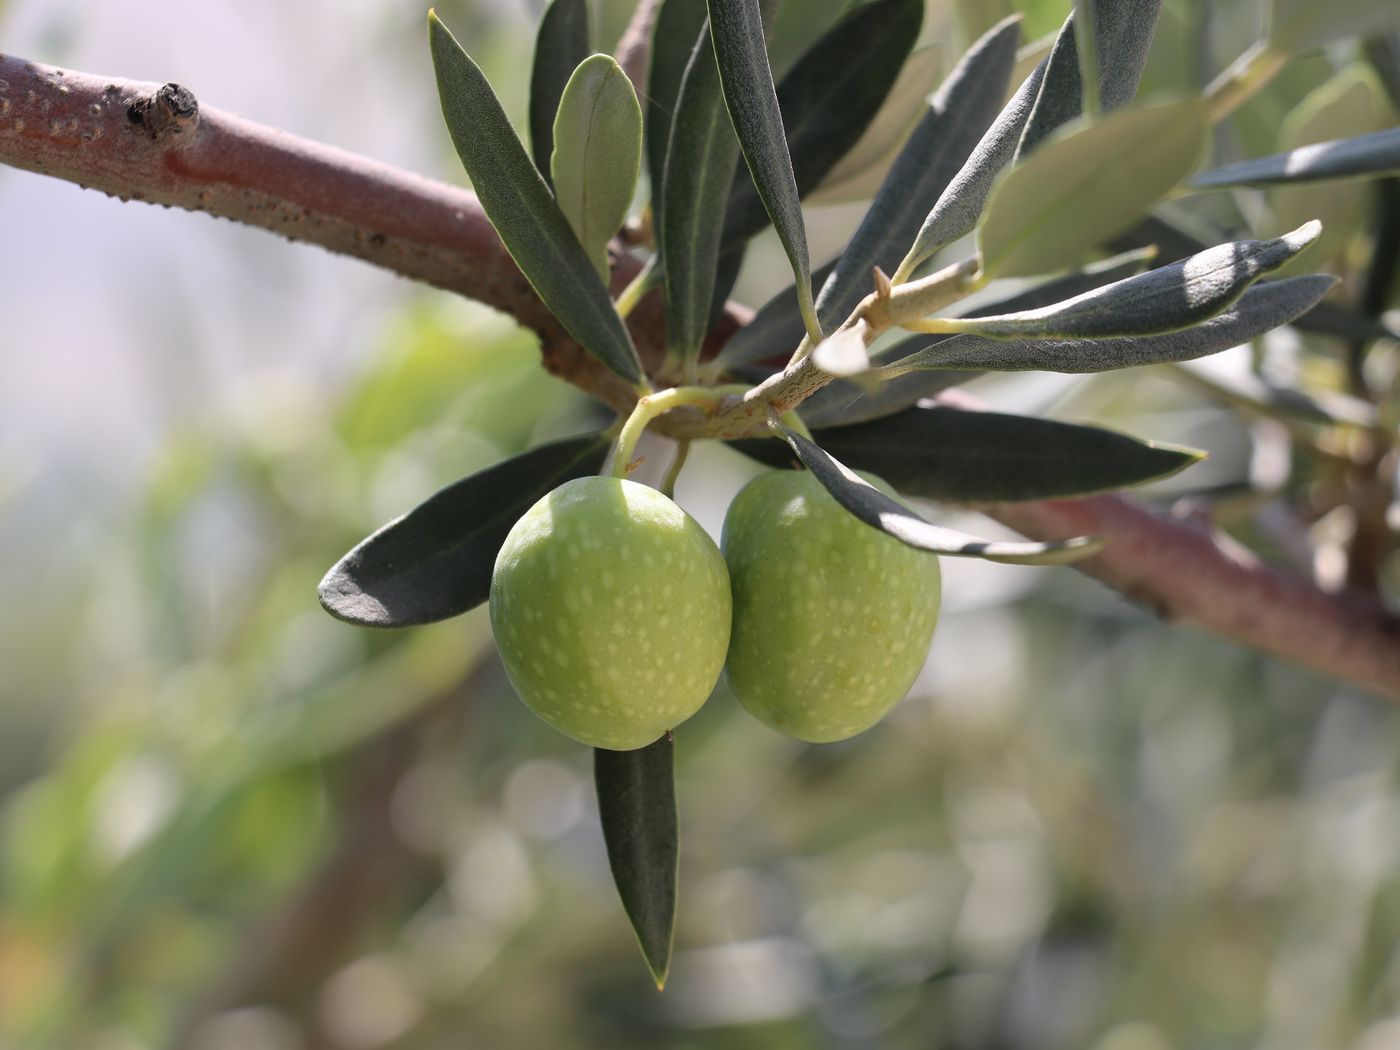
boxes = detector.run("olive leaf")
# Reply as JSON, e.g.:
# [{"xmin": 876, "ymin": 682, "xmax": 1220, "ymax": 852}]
[
  {"xmin": 1016, "ymin": 0, "xmax": 1163, "ymax": 160},
  {"xmin": 429, "ymin": 14, "xmax": 644, "ymax": 385},
  {"xmin": 770, "ymin": 422, "xmax": 1104, "ymax": 564},
  {"xmin": 1269, "ymin": 0, "xmax": 1400, "ymax": 54},
  {"xmin": 814, "ymin": 15, "xmax": 1022, "ymax": 330},
  {"xmin": 596, "ymin": 736, "xmax": 678, "ymax": 989},
  {"xmin": 936, "ymin": 223, "xmax": 1320, "ymax": 339},
  {"xmin": 881, "ymin": 274, "xmax": 1337, "ymax": 374},
  {"xmin": 552, "ymin": 55, "xmax": 643, "ymax": 279},
  {"xmin": 809, "ymin": 46, "xmax": 943, "ymax": 203},
  {"xmin": 895, "ymin": 57, "xmax": 1047, "ymax": 279},
  {"xmin": 1189, "ymin": 126, "xmax": 1400, "ymax": 189},
  {"xmin": 647, "ymin": 0, "xmax": 709, "ymax": 214},
  {"xmin": 706, "ymin": 0, "xmax": 821, "ymax": 342},
  {"xmin": 803, "ymin": 248, "xmax": 1156, "ymax": 426},
  {"xmin": 738, "ymin": 405, "xmax": 1202, "ymax": 501},
  {"xmin": 979, "ymin": 98, "xmax": 1209, "ymax": 279},
  {"xmin": 661, "ymin": 23, "xmax": 742, "ymax": 364},
  {"xmin": 718, "ymin": 0, "xmax": 923, "ymax": 249},
  {"xmin": 529, "ymin": 0, "xmax": 591, "ymax": 187},
  {"xmin": 318, "ymin": 433, "xmax": 611, "ymax": 628}
]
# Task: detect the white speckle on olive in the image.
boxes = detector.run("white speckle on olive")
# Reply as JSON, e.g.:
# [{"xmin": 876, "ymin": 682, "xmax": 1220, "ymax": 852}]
[
  {"xmin": 721, "ymin": 470, "xmax": 940, "ymax": 744},
  {"xmin": 490, "ymin": 476, "xmax": 731, "ymax": 750}
]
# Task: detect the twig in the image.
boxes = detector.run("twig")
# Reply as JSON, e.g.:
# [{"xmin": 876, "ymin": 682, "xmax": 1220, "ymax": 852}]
[
  {"xmin": 615, "ymin": 0, "xmax": 662, "ymax": 91},
  {"xmin": 979, "ymin": 495, "xmax": 1400, "ymax": 700},
  {"xmin": 2, "ymin": 52, "xmax": 1397, "ymax": 699}
]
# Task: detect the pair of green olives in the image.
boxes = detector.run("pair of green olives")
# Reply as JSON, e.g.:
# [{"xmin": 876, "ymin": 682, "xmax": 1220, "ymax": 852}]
[{"xmin": 488, "ymin": 469, "xmax": 941, "ymax": 750}]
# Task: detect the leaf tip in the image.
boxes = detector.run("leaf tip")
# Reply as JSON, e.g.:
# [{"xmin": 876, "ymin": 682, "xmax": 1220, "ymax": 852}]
[{"xmin": 1287, "ymin": 218, "xmax": 1324, "ymax": 250}]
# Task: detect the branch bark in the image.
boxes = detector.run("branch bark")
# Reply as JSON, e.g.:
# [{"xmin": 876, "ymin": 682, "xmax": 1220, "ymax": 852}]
[
  {"xmin": 980, "ymin": 495, "xmax": 1400, "ymax": 700},
  {"xmin": 2, "ymin": 52, "xmax": 1397, "ymax": 700}
]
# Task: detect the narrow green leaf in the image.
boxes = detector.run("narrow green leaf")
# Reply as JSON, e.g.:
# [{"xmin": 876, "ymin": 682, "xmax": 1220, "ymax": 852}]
[
  {"xmin": 596, "ymin": 736, "xmax": 678, "ymax": 988},
  {"xmin": 647, "ymin": 0, "xmax": 709, "ymax": 212},
  {"xmin": 810, "ymin": 47, "xmax": 943, "ymax": 203},
  {"xmin": 1190, "ymin": 127, "xmax": 1400, "ymax": 189},
  {"xmin": 943, "ymin": 223, "xmax": 1319, "ymax": 339},
  {"xmin": 979, "ymin": 99, "xmax": 1209, "ymax": 279},
  {"xmin": 552, "ymin": 55, "xmax": 644, "ymax": 279},
  {"xmin": 718, "ymin": 0, "xmax": 923, "ymax": 249},
  {"xmin": 530, "ymin": 0, "xmax": 591, "ymax": 187},
  {"xmin": 318, "ymin": 434, "xmax": 611, "ymax": 627},
  {"xmin": 1016, "ymin": 0, "xmax": 1163, "ymax": 160},
  {"xmin": 896, "ymin": 57, "xmax": 1047, "ymax": 277},
  {"xmin": 816, "ymin": 15, "xmax": 1022, "ymax": 329},
  {"xmin": 804, "ymin": 249, "xmax": 1156, "ymax": 426},
  {"xmin": 707, "ymin": 0, "xmax": 821, "ymax": 342},
  {"xmin": 429, "ymin": 14, "xmax": 644, "ymax": 385},
  {"xmin": 661, "ymin": 24, "xmax": 742, "ymax": 363},
  {"xmin": 1269, "ymin": 0, "xmax": 1400, "ymax": 54},
  {"xmin": 736, "ymin": 406, "xmax": 1202, "ymax": 501},
  {"xmin": 885, "ymin": 274, "xmax": 1338, "ymax": 373},
  {"xmin": 769, "ymin": 424, "xmax": 1103, "ymax": 564}
]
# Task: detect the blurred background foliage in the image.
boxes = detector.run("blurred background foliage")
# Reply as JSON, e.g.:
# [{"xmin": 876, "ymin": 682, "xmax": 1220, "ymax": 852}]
[{"xmin": 2, "ymin": 0, "xmax": 1399, "ymax": 1047}]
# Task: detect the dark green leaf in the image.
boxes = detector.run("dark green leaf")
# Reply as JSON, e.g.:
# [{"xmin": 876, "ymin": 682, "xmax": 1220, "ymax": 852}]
[
  {"xmin": 1189, "ymin": 127, "xmax": 1400, "ymax": 189},
  {"xmin": 662, "ymin": 24, "xmax": 742, "ymax": 363},
  {"xmin": 430, "ymin": 14, "xmax": 644, "ymax": 385},
  {"xmin": 530, "ymin": 0, "xmax": 591, "ymax": 187},
  {"xmin": 647, "ymin": 0, "xmax": 709, "ymax": 214},
  {"xmin": 896, "ymin": 57, "xmax": 1047, "ymax": 278},
  {"xmin": 943, "ymin": 223, "xmax": 1320, "ymax": 338},
  {"xmin": 707, "ymin": 0, "xmax": 821, "ymax": 341},
  {"xmin": 1270, "ymin": 0, "xmax": 1400, "ymax": 53},
  {"xmin": 596, "ymin": 736, "xmax": 677, "ymax": 988},
  {"xmin": 719, "ymin": 0, "xmax": 923, "ymax": 249},
  {"xmin": 552, "ymin": 55, "xmax": 644, "ymax": 278},
  {"xmin": 809, "ymin": 46, "xmax": 943, "ymax": 203},
  {"xmin": 815, "ymin": 15, "xmax": 1022, "ymax": 329},
  {"xmin": 884, "ymin": 274, "xmax": 1337, "ymax": 373},
  {"xmin": 979, "ymin": 99, "xmax": 1209, "ymax": 279},
  {"xmin": 804, "ymin": 249, "xmax": 1156, "ymax": 425},
  {"xmin": 1016, "ymin": 0, "xmax": 1163, "ymax": 160},
  {"xmin": 318, "ymin": 434, "xmax": 610, "ymax": 627},
  {"xmin": 769, "ymin": 423, "xmax": 1103, "ymax": 564},
  {"xmin": 737, "ymin": 405, "xmax": 1202, "ymax": 500}
]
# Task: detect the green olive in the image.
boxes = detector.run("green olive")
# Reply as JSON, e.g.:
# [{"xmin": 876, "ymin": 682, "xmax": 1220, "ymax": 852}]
[
  {"xmin": 490, "ymin": 476, "xmax": 731, "ymax": 750},
  {"xmin": 722, "ymin": 470, "xmax": 941, "ymax": 742}
]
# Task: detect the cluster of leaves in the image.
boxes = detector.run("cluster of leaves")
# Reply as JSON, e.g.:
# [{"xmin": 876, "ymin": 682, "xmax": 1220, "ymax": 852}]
[{"xmin": 317, "ymin": 0, "xmax": 1400, "ymax": 982}]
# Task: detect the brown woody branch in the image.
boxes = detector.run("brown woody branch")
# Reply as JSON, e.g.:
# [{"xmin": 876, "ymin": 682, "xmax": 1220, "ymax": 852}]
[{"xmin": 2, "ymin": 53, "xmax": 1397, "ymax": 700}]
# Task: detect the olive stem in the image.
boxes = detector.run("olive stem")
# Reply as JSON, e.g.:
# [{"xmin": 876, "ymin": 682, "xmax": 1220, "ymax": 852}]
[
  {"xmin": 611, "ymin": 385, "xmax": 746, "ymax": 479},
  {"xmin": 660, "ymin": 440, "xmax": 691, "ymax": 498},
  {"xmin": 1205, "ymin": 41, "xmax": 1288, "ymax": 124},
  {"xmin": 615, "ymin": 255, "xmax": 661, "ymax": 319}
]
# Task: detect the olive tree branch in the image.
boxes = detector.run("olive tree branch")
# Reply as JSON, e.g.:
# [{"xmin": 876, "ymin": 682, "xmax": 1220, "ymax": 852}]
[
  {"xmin": 978, "ymin": 491, "xmax": 1400, "ymax": 700},
  {"xmin": 3, "ymin": 53, "xmax": 1398, "ymax": 700}
]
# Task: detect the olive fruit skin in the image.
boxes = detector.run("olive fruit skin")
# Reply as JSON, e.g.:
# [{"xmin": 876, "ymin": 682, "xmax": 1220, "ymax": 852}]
[
  {"xmin": 489, "ymin": 476, "xmax": 731, "ymax": 750},
  {"xmin": 722, "ymin": 470, "xmax": 941, "ymax": 743}
]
